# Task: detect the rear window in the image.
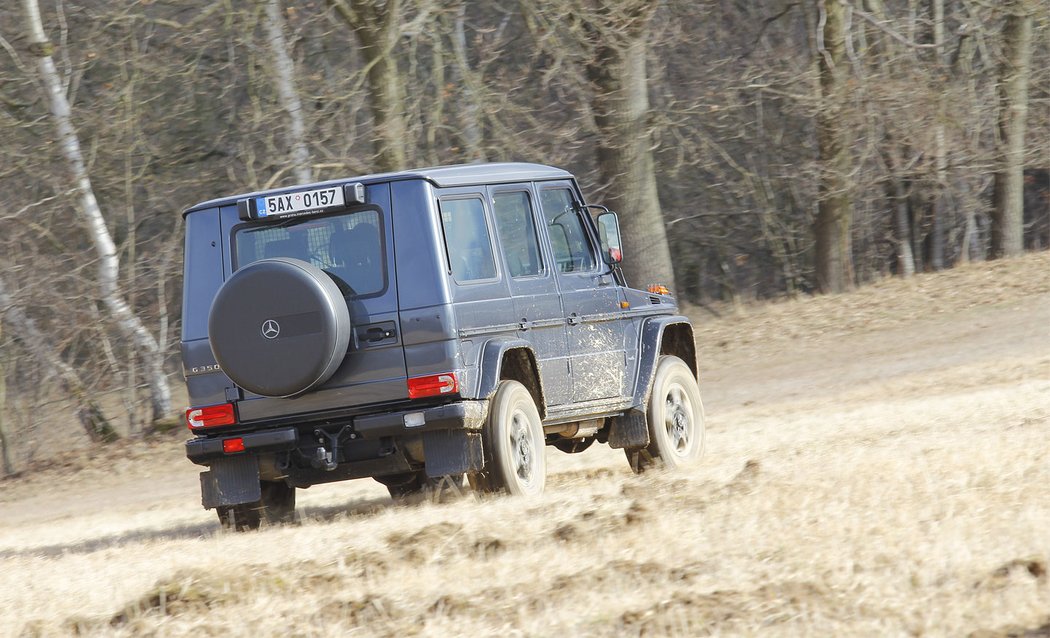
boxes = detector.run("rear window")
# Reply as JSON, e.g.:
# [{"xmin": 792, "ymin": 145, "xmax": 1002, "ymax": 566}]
[{"xmin": 234, "ymin": 209, "xmax": 385, "ymax": 296}]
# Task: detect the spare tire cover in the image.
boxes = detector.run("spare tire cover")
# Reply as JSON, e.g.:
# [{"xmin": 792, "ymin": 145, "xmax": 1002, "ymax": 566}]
[{"xmin": 208, "ymin": 258, "xmax": 351, "ymax": 398}]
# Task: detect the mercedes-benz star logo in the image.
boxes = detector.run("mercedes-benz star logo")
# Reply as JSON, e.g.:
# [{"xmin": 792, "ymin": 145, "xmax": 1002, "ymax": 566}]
[{"xmin": 261, "ymin": 319, "xmax": 281, "ymax": 339}]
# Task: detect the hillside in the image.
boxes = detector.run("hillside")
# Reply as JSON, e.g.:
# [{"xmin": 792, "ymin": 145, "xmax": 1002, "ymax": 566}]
[{"xmin": 2, "ymin": 252, "xmax": 1049, "ymax": 636}]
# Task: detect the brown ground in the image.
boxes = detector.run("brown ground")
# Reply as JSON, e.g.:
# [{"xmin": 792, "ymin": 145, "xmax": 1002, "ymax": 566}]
[{"xmin": 2, "ymin": 252, "xmax": 1049, "ymax": 637}]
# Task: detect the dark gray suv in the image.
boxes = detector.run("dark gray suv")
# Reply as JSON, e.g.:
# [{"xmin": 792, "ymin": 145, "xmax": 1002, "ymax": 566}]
[{"xmin": 181, "ymin": 163, "xmax": 704, "ymax": 529}]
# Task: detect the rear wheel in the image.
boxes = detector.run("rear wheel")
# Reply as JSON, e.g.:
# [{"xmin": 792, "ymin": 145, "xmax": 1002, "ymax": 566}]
[
  {"xmin": 470, "ymin": 380, "xmax": 546, "ymax": 496},
  {"xmin": 379, "ymin": 471, "xmax": 464, "ymax": 503},
  {"xmin": 217, "ymin": 480, "xmax": 296, "ymax": 531},
  {"xmin": 626, "ymin": 355, "xmax": 705, "ymax": 473}
]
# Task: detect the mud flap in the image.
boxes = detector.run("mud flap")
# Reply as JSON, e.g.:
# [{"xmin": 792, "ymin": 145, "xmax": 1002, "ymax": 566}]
[
  {"xmin": 200, "ymin": 455, "xmax": 261, "ymax": 509},
  {"xmin": 607, "ymin": 409, "xmax": 650, "ymax": 449},
  {"xmin": 423, "ymin": 430, "xmax": 484, "ymax": 478}
]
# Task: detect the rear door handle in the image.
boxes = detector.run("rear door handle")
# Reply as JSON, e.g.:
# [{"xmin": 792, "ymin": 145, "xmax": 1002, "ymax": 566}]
[
  {"xmin": 366, "ymin": 327, "xmax": 394, "ymax": 342},
  {"xmin": 567, "ymin": 313, "xmax": 581, "ymax": 326},
  {"xmin": 358, "ymin": 321, "xmax": 397, "ymax": 344}
]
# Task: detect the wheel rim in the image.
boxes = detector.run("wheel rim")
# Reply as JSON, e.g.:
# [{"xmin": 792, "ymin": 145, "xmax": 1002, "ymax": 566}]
[
  {"xmin": 663, "ymin": 383, "xmax": 693, "ymax": 456},
  {"xmin": 509, "ymin": 408, "xmax": 535, "ymax": 486}
]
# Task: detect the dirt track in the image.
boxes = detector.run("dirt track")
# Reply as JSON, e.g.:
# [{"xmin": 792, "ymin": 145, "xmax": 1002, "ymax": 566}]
[{"xmin": 2, "ymin": 253, "xmax": 1049, "ymax": 636}]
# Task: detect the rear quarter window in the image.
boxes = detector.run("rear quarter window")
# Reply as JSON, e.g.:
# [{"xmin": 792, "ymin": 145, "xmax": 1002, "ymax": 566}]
[{"xmin": 439, "ymin": 197, "xmax": 498, "ymax": 283}]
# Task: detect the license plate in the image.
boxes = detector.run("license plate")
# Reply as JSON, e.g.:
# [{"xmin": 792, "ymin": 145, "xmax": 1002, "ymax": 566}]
[{"xmin": 255, "ymin": 186, "xmax": 344, "ymax": 218}]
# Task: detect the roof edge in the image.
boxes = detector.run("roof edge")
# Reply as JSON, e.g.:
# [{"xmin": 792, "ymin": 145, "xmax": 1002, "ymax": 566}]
[{"xmin": 182, "ymin": 162, "xmax": 573, "ymax": 216}]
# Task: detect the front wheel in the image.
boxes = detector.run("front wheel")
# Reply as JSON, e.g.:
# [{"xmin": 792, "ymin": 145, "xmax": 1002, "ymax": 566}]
[
  {"xmin": 470, "ymin": 380, "xmax": 546, "ymax": 496},
  {"xmin": 626, "ymin": 355, "xmax": 705, "ymax": 473},
  {"xmin": 217, "ymin": 480, "xmax": 296, "ymax": 531}
]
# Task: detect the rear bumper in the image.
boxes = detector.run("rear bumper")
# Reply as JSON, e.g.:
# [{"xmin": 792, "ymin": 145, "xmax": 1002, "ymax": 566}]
[{"xmin": 185, "ymin": 400, "xmax": 486, "ymax": 465}]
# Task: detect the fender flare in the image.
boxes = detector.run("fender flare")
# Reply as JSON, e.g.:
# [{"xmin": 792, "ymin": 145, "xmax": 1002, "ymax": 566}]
[
  {"xmin": 475, "ymin": 337, "xmax": 547, "ymax": 417},
  {"xmin": 609, "ymin": 315, "xmax": 696, "ymax": 450},
  {"xmin": 633, "ymin": 315, "xmax": 697, "ymax": 406}
]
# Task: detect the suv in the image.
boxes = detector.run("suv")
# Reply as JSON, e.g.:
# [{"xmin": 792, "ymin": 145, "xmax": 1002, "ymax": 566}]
[{"xmin": 181, "ymin": 163, "xmax": 704, "ymax": 529}]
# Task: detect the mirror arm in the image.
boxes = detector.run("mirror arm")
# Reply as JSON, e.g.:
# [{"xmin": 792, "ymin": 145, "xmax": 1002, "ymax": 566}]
[{"xmin": 578, "ymin": 203, "xmax": 611, "ymax": 215}]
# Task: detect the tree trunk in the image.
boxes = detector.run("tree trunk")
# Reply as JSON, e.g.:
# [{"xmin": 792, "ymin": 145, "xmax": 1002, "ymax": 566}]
[
  {"xmin": 452, "ymin": 3, "xmax": 486, "ymax": 162},
  {"xmin": 814, "ymin": 0, "xmax": 855, "ymax": 293},
  {"xmin": 930, "ymin": 0, "xmax": 947, "ymax": 270},
  {"xmin": 328, "ymin": 0, "xmax": 409, "ymax": 173},
  {"xmin": 889, "ymin": 175, "xmax": 916, "ymax": 278},
  {"xmin": 0, "ymin": 320, "xmax": 13, "ymax": 476},
  {"xmin": 263, "ymin": 0, "xmax": 313, "ymax": 184},
  {"xmin": 587, "ymin": 17, "xmax": 675, "ymax": 292},
  {"xmin": 0, "ymin": 277, "xmax": 117, "ymax": 443},
  {"xmin": 991, "ymin": 1, "xmax": 1033, "ymax": 258},
  {"xmin": 22, "ymin": 0, "xmax": 172, "ymax": 422}
]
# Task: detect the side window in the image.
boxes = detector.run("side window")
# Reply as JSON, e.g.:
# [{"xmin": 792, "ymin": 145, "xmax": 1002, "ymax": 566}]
[
  {"xmin": 539, "ymin": 188, "xmax": 596, "ymax": 273},
  {"xmin": 492, "ymin": 191, "xmax": 543, "ymax": 278},
  {"xmin": 439, "ymin": 197, "xmax": 498, "ymax": 283}
]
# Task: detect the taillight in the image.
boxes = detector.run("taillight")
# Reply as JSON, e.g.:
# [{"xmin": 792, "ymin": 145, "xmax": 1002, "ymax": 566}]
[
  {"xmin": 407, "ymin": 372, "xmax": 458, "ymax": 399},
  {"xmin": 222, "ymin": 437, "xmax": 245, "ymax": 454},
  {"xmin": 186, "ymin": 403, "xmax": 236, "ymax": 430}
]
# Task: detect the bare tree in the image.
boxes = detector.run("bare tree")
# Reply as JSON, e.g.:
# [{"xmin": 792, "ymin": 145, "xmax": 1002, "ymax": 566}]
[
  {"xmin": 929, "ymin": 0, "xmax": 948, "ymax": 270},
  {"xmin": 449, "ymin": 3, "xmax": 486, "ymax": 163},
  {"xmin": 580, "ymin": 2, "xmax": 676, "ymax": 291},
  {"xmin": 263, "ymin": 0, "xmax": 313, "ymax": 184},
  {"xmin": 0, "ymin": 276, "xmax": 116, "ymax": 443},
  {"xmin": 813, "ymin": 0, "xmax": 855, "ymax": 293},
  {"xmin": 327, "ymin": 0, "xmax": 410, "ymax": 172},
  {"xmin": 20, "ymin": 0, "xmax": 172, "ymax": 422},
  {"xmin": 991, "ymin": 0, "xmax": 1035, "ymax": 258},
  {"xmin": 0, "ymin": 320, "xmax": 12, "ymax": 475}
]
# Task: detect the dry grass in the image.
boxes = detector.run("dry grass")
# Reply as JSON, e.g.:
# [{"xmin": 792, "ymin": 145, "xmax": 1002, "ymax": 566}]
[{"xmin": 3, "ymin": 252, "xmax": 1050, "ymax": 637}]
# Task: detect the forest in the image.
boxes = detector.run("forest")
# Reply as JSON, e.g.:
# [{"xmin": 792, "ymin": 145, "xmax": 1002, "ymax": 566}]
[{"xmin": 0, "ymin": 0, "xmax": 1047, "ymax": 465}]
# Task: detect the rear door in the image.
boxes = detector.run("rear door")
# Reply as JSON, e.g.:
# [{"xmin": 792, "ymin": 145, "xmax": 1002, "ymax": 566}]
[
  {"xmin": 435, "ymin": 188, "xmax": 512, "ymax": 397},
  {"xmin": 227, "ymin": 182, "xmax": 409, "ymax": 421},
  {"xmin": 488, "ymin": 184, "xmax": 572, "ymax": 406},
  {"xmin": 537, "ymin": 182, "xmax": 627, "ymax": 404}
]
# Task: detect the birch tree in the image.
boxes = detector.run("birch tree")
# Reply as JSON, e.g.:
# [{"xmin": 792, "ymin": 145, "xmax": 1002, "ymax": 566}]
[{"xmin": 21, "ymin": 0, "xmax": 172, "ymax": 421}]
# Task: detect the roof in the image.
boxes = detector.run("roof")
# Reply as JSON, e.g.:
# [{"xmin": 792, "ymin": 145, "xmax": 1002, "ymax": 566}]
[{"xmin": 183, "ymin": 162, "xmax": 574, "ymax": 215}]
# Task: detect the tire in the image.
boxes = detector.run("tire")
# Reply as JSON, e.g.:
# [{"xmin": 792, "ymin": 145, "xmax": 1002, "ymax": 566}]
[
  {"xmin": 208, "ymin": 258, "xmax": 351, "ymax": 397},
  {"xmin": 625, "ymin": 355, "xmax": 705, "ymax": 473},
  {"xmin": 379, "ymin": 471, "xmax": 464, "ymax": 503},
  {"xmin": 471, "ymin": 380, "xmax": 546, "ymax": 496},
  {"xmin": 217, "ymin": 480, "xmax": 296, "ymax": 531}
]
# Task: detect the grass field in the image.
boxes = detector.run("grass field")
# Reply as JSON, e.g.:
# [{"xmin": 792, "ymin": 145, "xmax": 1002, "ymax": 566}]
[{"xmin": 2, "ymin": 252, "xmax": 1049, "ymax": 637}]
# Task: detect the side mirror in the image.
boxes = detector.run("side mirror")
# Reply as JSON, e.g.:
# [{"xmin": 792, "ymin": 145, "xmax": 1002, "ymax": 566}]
[{"xmin": 596, "ymin": 212, "xmax": 623, "ymax": 264}]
